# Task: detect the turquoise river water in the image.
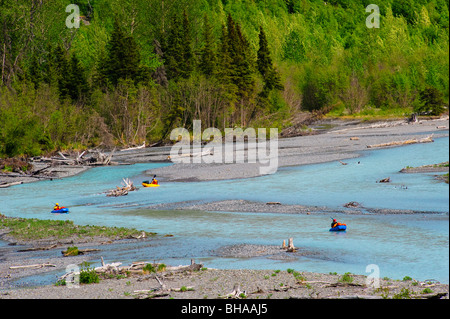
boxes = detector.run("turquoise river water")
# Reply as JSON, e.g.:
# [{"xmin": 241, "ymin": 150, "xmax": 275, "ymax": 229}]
[{"xmin": 0, "ymin": 137, "xmax": 448, "ymax": 286}]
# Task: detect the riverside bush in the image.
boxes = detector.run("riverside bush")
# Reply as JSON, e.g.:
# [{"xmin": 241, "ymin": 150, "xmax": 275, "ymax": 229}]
[{"xmin": 80, "ymin": 263, "xmax": 99, "ymax": 284}]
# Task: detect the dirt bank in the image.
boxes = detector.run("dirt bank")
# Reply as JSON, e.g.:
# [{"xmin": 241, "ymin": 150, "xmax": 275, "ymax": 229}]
[{"xmin": 1, "ymin": 263, "xmax": 448, "ymax": 299}]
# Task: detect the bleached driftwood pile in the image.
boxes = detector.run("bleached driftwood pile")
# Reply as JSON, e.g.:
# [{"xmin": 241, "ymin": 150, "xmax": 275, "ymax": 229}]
[
  {"xmin": 33, "ymin": 149, "xmax": 117, "ymax": 167},
  {"xmin": 58, "ymin": 258, "xmax": 204, "ymax": 286},
  {"xmin": 106, "ymin": 178, "xmax": 137, "ymax": 197},
  {"xmin": 0, "ymin": 150, "xmax": 118, "ymax": 186}
]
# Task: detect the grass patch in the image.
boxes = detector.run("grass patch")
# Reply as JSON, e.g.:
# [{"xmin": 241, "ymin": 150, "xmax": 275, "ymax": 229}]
[
  {"xmin": 393, "ymin": 288, "xmax": 412, "ymax": 299},
  {"xmin": 142, "ymin": 263, "xmax": 167, "ymax": 274},
  {"xmin": 0, "ymin": 214, "xmax": 155, "ymax": 242},
  {"xmin": 64, "ymin": 246, "xmax": 79, "ymax": 256},
  {"xmin": 339, "ymin": 272, "xmax": 354, "ymax": 283}
]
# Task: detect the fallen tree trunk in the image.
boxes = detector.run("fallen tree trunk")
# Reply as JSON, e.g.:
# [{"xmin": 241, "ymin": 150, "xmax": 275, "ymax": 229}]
[
  {"xmin": 120, "ymin": 142, "xmax": 146, "ymax": 152},
  {"xmin": 367, "ymin": 135, "xmax": 434, "ymax": 149},
  {"xmin": 18, "ymin": 244, "xmax": 57, "ymax": 252},
  {"xmin": 61, "ymin": 248, "xmax": 100, "ymax": 256},
  {"xmin": 165, "ymin": 261, "xmax": 204, "ymax": 273},
  {"xmin": 10, "ymin": 263, "xmax": 56, "ymax": 270},
  {"xmin": 0, "ymin": 181, "xmax": 23, "ymax": 188}
]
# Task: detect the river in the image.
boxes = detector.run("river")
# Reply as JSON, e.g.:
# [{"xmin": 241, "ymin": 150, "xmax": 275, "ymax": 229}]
[{"xmin": 0, "ymin": 137, "xmax": 448, "ymax": 285}]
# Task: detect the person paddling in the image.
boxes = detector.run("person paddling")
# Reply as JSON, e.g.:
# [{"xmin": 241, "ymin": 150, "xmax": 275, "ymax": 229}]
[
  {"xmin": 54, "ymin": 203, "xmax": 61, "ymax": 211},
  {"xmin": 151, "ymin": 175, "xmax": 158, "ymax": 185},
  {"xmin": 331, "ymin": 218, "xmax": 338, "ymax": 228}
]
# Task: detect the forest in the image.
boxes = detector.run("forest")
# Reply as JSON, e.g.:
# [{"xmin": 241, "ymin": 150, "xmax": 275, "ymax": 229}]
[{"xmin": 0, "ymin": 0, "xmax": 448, "ymax": 157}]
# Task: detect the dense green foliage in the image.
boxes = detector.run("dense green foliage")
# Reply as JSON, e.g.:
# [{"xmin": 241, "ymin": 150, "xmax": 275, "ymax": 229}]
[{"xmin": 0, "ymin": 0, "xmax": 448, "ymax": 156}]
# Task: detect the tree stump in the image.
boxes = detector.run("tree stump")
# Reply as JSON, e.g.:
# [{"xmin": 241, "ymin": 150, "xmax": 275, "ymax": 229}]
[{"xmin": 286, "ymin": 238, "xmax": 296, "ymax": 252}]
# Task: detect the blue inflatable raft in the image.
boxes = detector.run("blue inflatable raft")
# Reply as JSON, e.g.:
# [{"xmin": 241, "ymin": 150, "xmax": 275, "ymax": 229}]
[
  {"xmin": 51, "ymin": 208, "xmax": 69, "ymax": 214},
  {"xmin": 329, "ymin": 225, "xmax": 346, "ymax": 232}
]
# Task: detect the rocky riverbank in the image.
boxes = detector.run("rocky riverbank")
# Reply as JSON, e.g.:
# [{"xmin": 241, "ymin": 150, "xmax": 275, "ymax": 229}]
[{"xmin": 1, "ymin": 236, "xmax": 448, "ymax": 299}]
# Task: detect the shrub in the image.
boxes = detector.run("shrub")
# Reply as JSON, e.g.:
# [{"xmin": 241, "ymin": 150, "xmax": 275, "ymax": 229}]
[
  {"xmin": 402, "ymin": 276, "xmax": 413, "ymax": 281},
  {"xmin": 339, "ymin": 272, "xmax": 353, "ymax": 283},
  {"xmin": 421, "ymin": 288, "xmax": 433, "ymax": 294},
  {"xmin": 157, "ymin": 264, "xmax": 166, "ymax": 272},
  {"xmin": 79, "ymin": 263, "xmax": 99, "ymax": 284},
  {"xmin": 143, "ymin": 263, "xmax": 156, "ymax": 273},
  {"xmin": 393, "ymin": 288, "xmax": 412, "ymax": 299}
]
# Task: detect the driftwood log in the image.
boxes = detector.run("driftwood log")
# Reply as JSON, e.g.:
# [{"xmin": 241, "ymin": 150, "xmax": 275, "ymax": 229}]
[
  {"xmin": 367, "ymin": 135, "xmax": 433, "ymax": 148},
  {"xmin": 10, "ymin": 263, "xmax": 56, "ymax": 270},
  {"xmin": 107, "ymin": 178, "xmax": 137, "ymax": 197},
  {"xmin": 18, "ymin": 244, "xmax": 57, "ymax": 252},
  {"xmin": 132, "ymin": 274, "xmax": 195, "ymax": 299},
  {"xmin": 167, "ymin": 149, "xmax": 213, "ymax": 161},
  {"xmin": 120, "ymin": 142, "xmax": 146, "ymax": 152},
  {"xmin": 0, "ymin": 181, "xmax": 23, "ymax": 188},
  {"xmin": 61, "ymin": 248, "xmax": 100, "ymax": 256},
  {"xmin": 223, "ymin": 284, "xmax": 247, "ymax": 299}
]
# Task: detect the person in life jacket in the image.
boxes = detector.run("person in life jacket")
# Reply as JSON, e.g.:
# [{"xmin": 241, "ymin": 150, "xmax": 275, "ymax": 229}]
[
  {"xmin": 151, "ymin": 175, "xmax": 158, "ymax": 185},
  {"xmin": 331, "ymin": 219, "xmax": 338, "ymax": 228},
  {"xmin": 54, "ymin": 203, "xmax": 61, "ymax": 211}
]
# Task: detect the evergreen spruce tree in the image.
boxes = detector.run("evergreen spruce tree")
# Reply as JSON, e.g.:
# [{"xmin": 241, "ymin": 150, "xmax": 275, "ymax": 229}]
[
  {"xmin": 257, "ymin": 26, "xmax": 283, "ymax": 97},
  {"xmin": 217, "ymin": 14, "xmax": 256, "ymax": 126},
  {"xmin": 164, "ymin": 14, "xmax": 184, "ymax": 80},
  {"xmin": 180, "ymin": 10, "xmax": 194, "ymax": 79},
  {"xmin": 97, "ymin": 19, "xmax": 141, "ymax": 88},
  {"xmin": 51, "ymin": 45, "xmax": 71, "ymax": 100},
  {"xmin": 199, "ymin": 14, "xmax": 216, "ymax": 77},
  {"xmin": 217, "ymin": 23, "xmax": 234, "ymax": 86},
  {"xmin": 27, "ymin": 54, "xmax": 42, "ymax": 89},
  {"xmin": 234, "ymin": 21, "xmax": 255, "ymax": 98},
  {"xmin": 67, "ymin": 53, "xmax": 90, "ymax": 103},
  {"xmin": 164, "ymin": 11, "xmax": 194, "ymax": 80}
]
